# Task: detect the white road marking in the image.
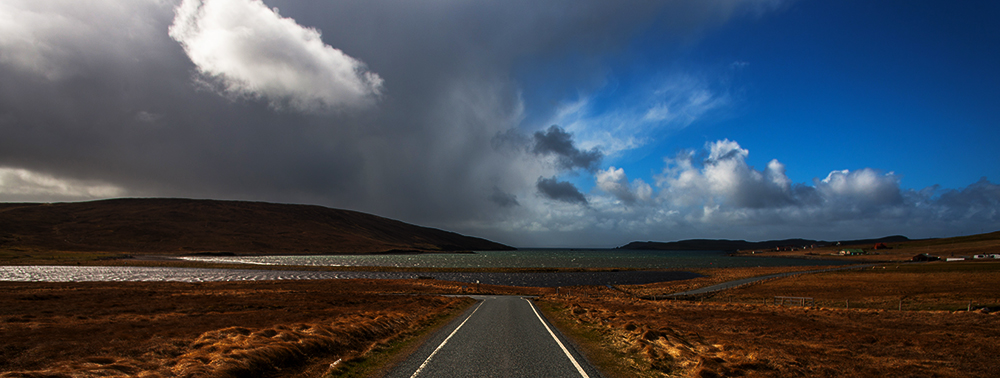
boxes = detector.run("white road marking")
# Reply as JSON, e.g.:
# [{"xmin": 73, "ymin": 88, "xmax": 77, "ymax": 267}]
[
  {"xmin": 409, "ymin": 300, "xmax": 485, "ymax": 378},
  {"xmin": 525, "ymin": 298, "xmax": 591, "ymax": 378}
]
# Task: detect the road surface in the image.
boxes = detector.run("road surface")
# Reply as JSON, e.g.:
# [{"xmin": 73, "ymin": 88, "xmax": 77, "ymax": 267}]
[{"xmin": 384, "ymin": 295, "xmax": 602, "ymax": 378}]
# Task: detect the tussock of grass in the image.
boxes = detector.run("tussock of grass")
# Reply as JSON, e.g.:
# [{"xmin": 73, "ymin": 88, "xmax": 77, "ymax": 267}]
[
  {"xmin": 541, "ymin": 261, "xmax": 1000, "ymax": 378},
  {"xmin": 1, "ymin": 315, "xmax": 426, "ymax": 378},
  {"xmin": 0, "ymin": 280, "xmax": 473, "ymax": 378}
]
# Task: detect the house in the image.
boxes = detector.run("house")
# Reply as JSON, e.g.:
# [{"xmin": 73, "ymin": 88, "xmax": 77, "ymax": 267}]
[{"xmin": 839, "ymin": 248, "xmax": 866, "ymax": 256}]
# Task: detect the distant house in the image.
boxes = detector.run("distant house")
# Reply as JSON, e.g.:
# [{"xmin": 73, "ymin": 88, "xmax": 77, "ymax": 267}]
[
  {"xmin": 839, "ymin": 249, "xmax": 866, "ymax": 256},
  {"xmin": 873, "ymin": 243, "xmax": 891, "ymax": 250},
  {"xmin": 911, "ymin": 253, "xmax": 940, "ymax": 262},
  {"xmin": 946, "ymin": 257, "xmax": 966, "ymax": 262}
]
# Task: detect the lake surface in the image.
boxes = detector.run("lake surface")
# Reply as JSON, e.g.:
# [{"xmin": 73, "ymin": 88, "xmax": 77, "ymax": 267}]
[
  {"xmin": 0, "ymin": 266, "xmax": 701, "ymax": 287},
  {"xmin": 0, "ymin": 250, "xmax": 847, "ymax": 286},
  {"xmin": 177, "ymin": 249, "xmax": 845, "ymax": 269}
]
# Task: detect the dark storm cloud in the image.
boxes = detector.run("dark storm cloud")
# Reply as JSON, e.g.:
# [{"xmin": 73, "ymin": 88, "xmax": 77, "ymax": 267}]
[
  {"xmin": 532, "ymin": 125, "xmax": 603, "ymax": 172},
  {"xmin": 536, "ymin": 177, "xmax": 588, "ymax": 205},
  {"xmin": 0, "ymin": 0, "xmax": 819, "ymax": 246},
  {"xmin": 488, "ymin": 186, "xmax": 520, "ymax": 208}
]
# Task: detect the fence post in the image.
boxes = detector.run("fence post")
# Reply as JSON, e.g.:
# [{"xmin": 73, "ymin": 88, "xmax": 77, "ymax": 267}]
[{"xmin": 846, "ymin": 299, "xmax": 849, "ymax": 309}]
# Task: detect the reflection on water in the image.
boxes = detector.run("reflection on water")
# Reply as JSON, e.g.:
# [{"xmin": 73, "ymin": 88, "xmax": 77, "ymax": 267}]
[
  {"xmin": 0, "ymin": 265, "xmax": 701, "ymax": 287},
  {"xmin": 0, "ymin": 250, "xmax": 846, "ymax": 286},
  {"xmin": 178, "ymin": 249, "xmax": 846, "ymax": 269}
]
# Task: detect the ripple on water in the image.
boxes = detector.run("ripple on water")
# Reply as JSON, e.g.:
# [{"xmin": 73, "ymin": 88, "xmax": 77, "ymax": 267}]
[{"xmin": 0, "ymin": 266, "xmax": 699, "ymax": 287}]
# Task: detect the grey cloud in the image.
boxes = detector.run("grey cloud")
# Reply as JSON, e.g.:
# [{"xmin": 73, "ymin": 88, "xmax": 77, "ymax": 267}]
[
  {"xmin": 489, "ymin": 187, "xmax": 520, "ymax": 208},
  {"xmin": 929, "ymin": 177, "xmax": 1000, "ymax": 221},
  {"xmin": 532, "ymin": 125, "xmax": 602, "ymax": 172},
  {"xmin": 536, "ymin": 177, "xmax": 588, "ymax": 205},
  {"xmin": 1, "ymin": 0, "xmax": 806, "ymax": 247}
]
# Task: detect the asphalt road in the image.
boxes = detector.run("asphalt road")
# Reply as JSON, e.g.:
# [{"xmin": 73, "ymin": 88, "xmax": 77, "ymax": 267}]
[{"xmin": 384, "ymin": 295, "xmax": 602, "ymax": 378}]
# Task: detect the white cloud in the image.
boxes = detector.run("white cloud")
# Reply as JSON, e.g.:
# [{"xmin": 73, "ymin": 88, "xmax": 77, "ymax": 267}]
[
  {"xmin": 643, "ymin": 75, "xmax": 729, "ymax": 126},
  {"xmin": 548, "ymin": 73, "xmax": 730, "ymax": 157},
  {"xmin": 169, "ymin": 0, "xmax": 383, "ymax": 112},
  {"xmin": 537, "ymin": 139, "xmax": 1000, "ymax": 245},
  {"xmin": 0, "ymin": 167, "xmax": 124, "ymax": 202},
  {"xmin": 596, "ymin": 166, "xmax": 652, "ymax": 205},
  {"xmin": 814, "ymin": 168, "xmax": 903, "ymax": 208},
  {"xmin": 656, "ymin": 139, "xmax": 794, "ymax": 209}
]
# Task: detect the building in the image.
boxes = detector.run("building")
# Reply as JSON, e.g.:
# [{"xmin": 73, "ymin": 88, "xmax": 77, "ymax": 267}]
[{"xmin": 839, "ymin": 249, "xmax": 866, "ymax": 256}]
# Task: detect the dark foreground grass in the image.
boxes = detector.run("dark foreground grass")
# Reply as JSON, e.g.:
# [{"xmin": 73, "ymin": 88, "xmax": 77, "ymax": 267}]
[
  {"xmin": 0, "ymin": 280, "xmax": 478, "ymax": 378},
  {"xmin": 538, "ymin": 261, "xmax": 1000, "ymax": 377},
  {"xmin": 323, "ymin": 297, "xmax": 475, "ymax": 378}
]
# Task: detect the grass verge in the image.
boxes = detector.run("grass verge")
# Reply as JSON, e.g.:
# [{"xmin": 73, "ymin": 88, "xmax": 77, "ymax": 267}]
[
  {"xmin": 536, "ymin": 300, "xmax": 662, "ymax": 378},
  {"xmin": 324, "ymin": 297, "xmax": 476, "ymax": 378}
]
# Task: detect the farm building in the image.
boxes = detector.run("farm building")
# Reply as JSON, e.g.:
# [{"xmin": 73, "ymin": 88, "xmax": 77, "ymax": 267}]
[{"xmin": 839, "ymin": 249, "xmax": 866, "ymax": 256}]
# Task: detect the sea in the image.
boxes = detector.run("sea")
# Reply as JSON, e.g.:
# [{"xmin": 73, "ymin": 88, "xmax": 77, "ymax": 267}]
[{"xmin": 0, "ymin": 249, "xmax": 847, "ymax": 287}]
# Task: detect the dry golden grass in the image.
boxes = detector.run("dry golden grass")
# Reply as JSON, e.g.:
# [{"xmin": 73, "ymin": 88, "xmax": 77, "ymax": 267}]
[
  {"xmin": 542, "ymin": 295, "xmax": 1000, "ymax": 377},
  {"xmin": 712, "ymin": 261, "xmax": 1000, "ymax": 311},
  {"xmin": 539, "ymin": 261, "xmax": 1000, "ymax": 377},
  {"xmin": 0, "ymin": 279, "xmax": 507, "ymax": 377}
]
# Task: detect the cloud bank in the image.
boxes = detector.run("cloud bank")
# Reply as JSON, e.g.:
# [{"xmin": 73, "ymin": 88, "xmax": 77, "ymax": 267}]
[
  {"xmin": 0, "ymin": 167, "xmax": 124, "ymax": 202},
  {"xmin": 533, "ymin": 139, "xmax": 1000, "ymax": 246}
]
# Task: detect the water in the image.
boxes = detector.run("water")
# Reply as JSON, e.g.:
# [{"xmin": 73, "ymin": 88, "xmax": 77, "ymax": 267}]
[
  {"xmin": 0, "ymin": 249, "xmax": 848, "ymax": 286},
  {"xmin": 0, "ymin": 265, "xmax": 702, "ymax": 287},
  {"xmin": 176, "ymin": 249, "xmax": 846, "ymax": 269}
]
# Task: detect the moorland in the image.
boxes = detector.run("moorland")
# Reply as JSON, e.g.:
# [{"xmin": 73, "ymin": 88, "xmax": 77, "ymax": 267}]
[
  {"xmin": 0, "ymin": 198, "xmax": 513, "ymax": 258},
  {"xmin": 2, "ymin": 198, "xmax": 999, "ymax": 377}
]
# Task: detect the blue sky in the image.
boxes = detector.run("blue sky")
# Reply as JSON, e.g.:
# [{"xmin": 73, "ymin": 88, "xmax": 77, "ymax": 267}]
[
  {"xmin": 1, "ymin": 0, "xmax": 998, "ymax": 247},
  {"xmin": 525, "ymin": 0, "xmax": 1000, "ymax": 194}
]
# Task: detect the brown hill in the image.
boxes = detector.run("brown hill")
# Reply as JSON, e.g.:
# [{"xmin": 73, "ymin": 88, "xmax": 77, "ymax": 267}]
[
  {"xmin": 617, "ymin": 236, "xmax": 911, "ymax": 252},
  {"xmin": 0, "ymin": 198, "xmax": 514, "ymax": 255}
]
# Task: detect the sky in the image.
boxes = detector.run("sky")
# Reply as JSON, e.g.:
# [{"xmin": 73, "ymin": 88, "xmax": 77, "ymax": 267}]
[{"xmin": 1, "ymin": 0, "xmax": 999, "ymax": 247}]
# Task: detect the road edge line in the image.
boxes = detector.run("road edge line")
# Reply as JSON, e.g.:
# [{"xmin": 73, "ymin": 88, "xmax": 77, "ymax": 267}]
[
  {"xmin": 409, "ymin": 300, "xmax": 485, "ymax": 378},
  {"xmin": 525, "ymin": 298, "xmax": 591, "ymax": 378}
]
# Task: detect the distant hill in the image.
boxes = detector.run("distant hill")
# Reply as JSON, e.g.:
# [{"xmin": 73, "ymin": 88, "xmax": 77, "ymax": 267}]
[
  {"xmin": 0, "ymin": 198, "xmax": 514, "ymax": 255},
  {"xmin": 617, "ymin": 236, "xmax": 911, "ymax": 252}
]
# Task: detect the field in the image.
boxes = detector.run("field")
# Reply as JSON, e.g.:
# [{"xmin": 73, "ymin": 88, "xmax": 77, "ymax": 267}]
[
  {"xmin": 538, "ymin": 261, "xmax": 1000, "ymax": 377},
  {"xmin": 0, "ymin": 279, "xmax": 538, "ymax": 378},
  {"xmin": 3, "ymin": 251, "xmax": 1000, "ymax": 377}
]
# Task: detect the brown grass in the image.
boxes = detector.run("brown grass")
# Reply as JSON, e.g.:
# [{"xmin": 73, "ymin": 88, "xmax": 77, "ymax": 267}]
[
  {"xmin": 617, "ymin": 265, "xmax": 845, "ymax": 298},
  {"xmin": 712, "ymin": 261, "xmax": 1000, "ymax": 311},
  {"xmin": 540, "ymin": 261, "xmax": 1000, "ymax": 377},
  {"xmin": 0, "ymin": 279, "xmax": 501, "ymax": 377}
]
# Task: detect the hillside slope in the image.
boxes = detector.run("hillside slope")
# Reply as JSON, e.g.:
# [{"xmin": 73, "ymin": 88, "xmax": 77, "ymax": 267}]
[
  {"xmin": 0, "ymin": 198, "xmax": 514, "ymax": 255},
  {"xmin": 617, "ymin": 236, "xmax": 911, "ymax": 252}
]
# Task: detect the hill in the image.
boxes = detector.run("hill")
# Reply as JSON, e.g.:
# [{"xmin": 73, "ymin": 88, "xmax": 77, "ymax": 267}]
[
  {"xmin": 617, "ymin": 236, "xmax": 911, "ymax": 252},
  {"xmin": 0, "ymin": 198, "xmax": 514, "ymax": 255}
]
